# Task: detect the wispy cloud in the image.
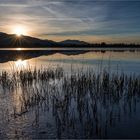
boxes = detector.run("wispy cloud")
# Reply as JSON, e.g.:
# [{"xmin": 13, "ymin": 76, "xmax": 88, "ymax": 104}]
[{"xmin": 0, "ymin": 0, "xmax": 140, "ymax": 42}]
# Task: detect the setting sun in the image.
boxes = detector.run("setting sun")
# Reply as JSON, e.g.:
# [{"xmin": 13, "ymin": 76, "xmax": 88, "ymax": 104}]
[{"xmin": 13, "ymin": 26, "xmax": 27, "ymax": 36}]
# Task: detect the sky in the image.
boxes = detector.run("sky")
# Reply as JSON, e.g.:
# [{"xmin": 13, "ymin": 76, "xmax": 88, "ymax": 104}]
[{"xmin": 0, "ymin": 0, "xmax": 140, "ymax": 43}]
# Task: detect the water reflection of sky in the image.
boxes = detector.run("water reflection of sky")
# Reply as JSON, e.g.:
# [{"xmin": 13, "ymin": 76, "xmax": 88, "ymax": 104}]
[
  {"xmin": 0, "ymin": 51, "xmax": 140, "ymax": 139},
  {"xmin": 0, "ymin": 51, "xmax": 140, "ymax": 74}
]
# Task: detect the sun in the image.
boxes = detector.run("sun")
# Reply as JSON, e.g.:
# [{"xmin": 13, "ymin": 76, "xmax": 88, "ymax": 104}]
[{"xmin": 13, "ymin": 26, "xmax": 27, "ymax": 36}]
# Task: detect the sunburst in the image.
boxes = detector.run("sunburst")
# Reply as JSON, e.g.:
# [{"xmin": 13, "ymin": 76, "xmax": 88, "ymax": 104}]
[{"xmin": 13, "ymin": 26, "xmax": 27, "ymax": 36}]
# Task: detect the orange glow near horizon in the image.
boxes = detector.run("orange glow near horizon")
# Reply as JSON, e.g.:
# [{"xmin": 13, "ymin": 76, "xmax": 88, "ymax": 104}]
[
  {"xmin": 16, "ymin": 48, "xmax": 22, "ymax": 51},
  {"xmin": 12, "ymin": 25, "xmax": 28, "ymax": 36}
]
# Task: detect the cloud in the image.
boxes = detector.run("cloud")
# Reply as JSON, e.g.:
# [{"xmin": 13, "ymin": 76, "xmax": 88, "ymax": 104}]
[{"xmin": 0, "ymin": 0, "xmax": 140, "ymax": 42}]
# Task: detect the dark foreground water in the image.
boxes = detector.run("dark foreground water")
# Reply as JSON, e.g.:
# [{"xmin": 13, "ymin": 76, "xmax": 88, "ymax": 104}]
[{"xmin": 0, "ymin": 48, "xmax": 140, "ymax": 139}]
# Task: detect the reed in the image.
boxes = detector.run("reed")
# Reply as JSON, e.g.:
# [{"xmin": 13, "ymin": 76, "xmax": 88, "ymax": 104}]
[{"xmin": 0, "ymin": 66, "xmax": 140, "ymax": 138}]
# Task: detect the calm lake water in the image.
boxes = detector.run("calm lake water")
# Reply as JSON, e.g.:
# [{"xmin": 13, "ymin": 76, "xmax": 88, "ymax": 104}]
[
  {"xmin": 0, "ymin": 48, "xmax": 140, "ymax": 139},
  {"xmin": 0, "ymin": 48, "xmax": 140, "ymax": 74}
]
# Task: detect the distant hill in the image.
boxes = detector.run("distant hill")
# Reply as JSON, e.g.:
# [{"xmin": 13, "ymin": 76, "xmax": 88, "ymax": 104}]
[
  {"xmin": 60, "ymin": 40, "xmax": 89, "ymax": 45},
  {"xmin": 0, "ymin": 32, "xmax": 89, "ymax": 48},
  {"xmin": 0, "ymin": 32, "xmax": 57, "ymax": 48},
  {"xmin": 0, "ymin": 32, "xmax": 139, "ymax": 48},
  {"xmin": 0, "ymin": 32, "xmax": 88, "ymax": 48}
]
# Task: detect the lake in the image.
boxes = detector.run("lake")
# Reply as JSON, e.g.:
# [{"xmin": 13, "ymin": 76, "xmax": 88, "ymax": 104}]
[
  {"xmin": 0, "ymin": 48, "xmax": 140, "ymax": 74},
  {"xmin": 0, "ymin": 48, "xmax": 140, "ymax": 139}
]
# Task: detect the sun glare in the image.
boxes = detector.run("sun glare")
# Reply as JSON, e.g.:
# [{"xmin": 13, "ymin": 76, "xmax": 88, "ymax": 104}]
[
  {"xmin": 15, "ymin": 59, "xmax": 27, "ymax": 68},
  {"xmin": 16, "ymin": 48, "xmax": 22, "ymax": 51},
  {"xmin": 13, "ymin": 26, "xmax": 27, "ymax": 36}
]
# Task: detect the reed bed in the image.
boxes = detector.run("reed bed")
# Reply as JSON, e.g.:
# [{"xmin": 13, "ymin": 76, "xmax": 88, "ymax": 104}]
[{"xmin": 0, "ymin": 66, "xmax": 140, "ymax": 138}]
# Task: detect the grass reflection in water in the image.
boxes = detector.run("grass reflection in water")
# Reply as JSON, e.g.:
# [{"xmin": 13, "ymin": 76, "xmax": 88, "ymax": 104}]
[{"xmin": 0, "ymin": 66, "xmax": 140, "ymax": 139}]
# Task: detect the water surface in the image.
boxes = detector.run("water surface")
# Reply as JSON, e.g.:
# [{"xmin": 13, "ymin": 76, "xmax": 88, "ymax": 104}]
[
  {"xmin": 0, "ymin": 49, "xmax": 139, "ymax": 74},
  {"xmin": 0, "ymin": 48, "xmax": 140, "ymax": 139}
]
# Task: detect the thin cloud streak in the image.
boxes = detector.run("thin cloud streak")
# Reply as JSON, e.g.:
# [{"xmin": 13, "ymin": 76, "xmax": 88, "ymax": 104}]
[{"xmin": 0, "ymin": 0, "xmax": 140, "ymax": 43}]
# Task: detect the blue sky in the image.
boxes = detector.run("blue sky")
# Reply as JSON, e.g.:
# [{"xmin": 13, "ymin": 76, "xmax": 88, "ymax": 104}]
[{"xmin": 0, "ymin": 0, "xmax": 140, "ymax": 43}]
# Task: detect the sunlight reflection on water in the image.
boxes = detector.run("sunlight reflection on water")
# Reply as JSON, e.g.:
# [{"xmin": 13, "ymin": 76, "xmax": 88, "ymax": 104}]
[
  {"xmin": 0, "ymin": 51, "xmax": 139, "ymax": 74},
  {"xmin": 16, "ymin": 48, "xmax": 22, "ymax": 51},
  {"xmin": 15, "ymin": 59, "xmax": 27, "ymax": 69},
  {"xmin": 0, "ymin": 50, "xmax": 139, "ymax": 139}
]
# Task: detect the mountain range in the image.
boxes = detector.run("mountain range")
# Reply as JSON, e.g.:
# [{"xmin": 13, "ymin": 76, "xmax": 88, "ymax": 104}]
[
  {"xmin": 0, "ymin": 32, "xmax": 139, "ymax": 48},
  {"xmin": 0, "ymin": 32, "xmax": 89, "ymax": 48}
]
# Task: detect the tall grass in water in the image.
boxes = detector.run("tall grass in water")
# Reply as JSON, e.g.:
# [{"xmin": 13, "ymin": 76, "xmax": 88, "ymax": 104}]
[{"xmin": 0, "ymin": 66, "xmax": 140, "ymax": 138}]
